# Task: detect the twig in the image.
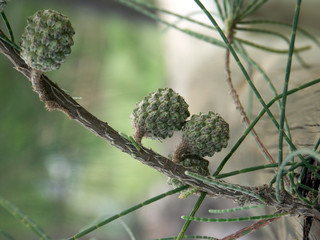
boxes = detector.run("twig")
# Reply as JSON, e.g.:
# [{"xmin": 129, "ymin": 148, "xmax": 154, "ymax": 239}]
[
  {"xmin": 278, "ymin": 0, "xmax": 302, "ymax": 198},
  {"xmin": 67, "ymin": 186, "xmax": 188, "ymax": 240},
  {"xmin": 0, "ymin": 195, "xmax": 50, "ymax": 240},
  {"xmin": 224, "ymin": 31, "xmax": 276, "ymax": 165},
  {"xmin": 176, "ymin": 193, "xmax": 207, "ymax": 240},
  {"xmin": 0, "ymin": 30, "xmax": 318, "ymax": 218},
  {"xmin": 223, "ymin": 11, "xmax": 291, "ymax": 187},
  {"xmin": 223, "ymin": 26, "xmax": 294, "ymax": 187},
  {"xmin": 221, "ymin": 217, "xmax": 279, "ymax": 240}
]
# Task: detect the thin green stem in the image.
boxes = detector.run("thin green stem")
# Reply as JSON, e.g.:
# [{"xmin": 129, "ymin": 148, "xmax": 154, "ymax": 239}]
[
  {"xmin": 185, "ymin": 171, "xmax": 266, "ymax": 203},
  {"xmin": 114, "ymin": 0, "xmax": 225, "ymax": 48},
  {"xmin": 0, "ymin": 195, "xmax": 50, "ymax": 240},
  {"xmin": 119, "ymin": 132, "xmax": 140, "ymax": 150},
  {"xmin": 239, "ymin": 0, "xmax": 267, "ymax": 20},
  {"xmin": 216, "ymin": 162, "xmax": 294, "ymax": 179},
  {"xmin": 288, "ymin": 172, "xmax": 313, "ymax": 205},
  {"xmin": 314, "ymin": 137, "xmax": 320, "ymax": 151},
  {"xmin": 312, "ymin": 197, "xmax": 319, "ymax": 206},
  {"xmin": 183, "ymin": 29, "xmax": 225, "ymax": 47},
  {"xmin": 278, "ymin": 0, "xmax": 301, "ymax": 195},
  {"xmin": 297, "ymin": 183, "xmax": 319, "ymax": 195},
  {"xmin": 193, "ymin": 0, "xmax": 304, "ymax": 173},
  {"xmin": 276, "ymin": 149, "xmax": 320, "ymax": 202},
  {"xmin": 231, "ymin": 0, "xmax": 243, "ymax": 18},
  {"xmin": 238, "ymin": 19, "xmax": 320, "ymax": 48},
  {"xmin": 182, "ymin": 212, "xmax": 288, "ymax": 222},
  {"xmin": 128, "ymin": 136, "xmax": 140, "ymax": 150},
  {"xmin": 67, "ymin": 186, "xmax": 188, "ymax": 240},
  {"xmin": 0, "ymin": 230, "xmax": 15, "ymax": 240},
  {"xmin": 234, "ymin": 45, "xmax": 293, "ymax": 144},
  {"xmin": 1, "ymin": 12, "xmax": 14, "ymax": 42},
  {"xmin": 224, "ymin": 13, "xmax": 275, "ymax": 165},
  {"xmin": 119, "ymin": 219, "xmax": 136, "ymax": 240},
  {"xmin": 124, "ymin": 0, "xmax": 216, "ymax": 32},
  {"xmin": 208, "ymin": 205, "xmax": 265, "ymax": 214},
  {"xmin": 235, "ymin": 27, "xmax": 308, "ymax": 67},
  {"xmin": 128, "ymin": 1, "xmax": 218, "ymax": 33},
  {"xmin": 235, "ymin": 27, "xmax": 291, "ymax": 47},
  {"xmin": 214, "ymin": 0, "xmax": 225, "ymax": 21},
  {"xmin": 296, "ymin": 137, "xmax": 320, "ymax": 195},
  {"xmin": 0, "ymin": 34, "xmax": 20, "ymax": 51},
  {"xmin": 161, "ymin": 11, "xmax": 218, "ymax": 34},
  {"xmin": 153, "ymin": 235, "xmax": 217, "ymax": 240},
  {"xmin": 222, "ymin": 0, "xmax": 228, "ymax": 20},
  {"xmin": 235, "ymin": 37, "xmax": 310, "ymax": 54},
  {"xmin": 214, "ymin": 78, "xmax": 320, "ymax": 175},
  {"xmin": 176, "ymin": 192, "xmax": 207, "ymax": 240},
  {"xmin": 270, "ymin": 160, "xmax": 320, "ymax": 186},
  {"xmin": 297, "ymin": 155, "xmax": 315, "ymax": 191}
]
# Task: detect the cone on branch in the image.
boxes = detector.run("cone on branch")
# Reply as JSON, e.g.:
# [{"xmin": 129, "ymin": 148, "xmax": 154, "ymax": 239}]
[
  {"xmin": 20, "ymin": 9, "xmax": 75, "ymax": 94},
  {"xmin": 173, "ymin": 111, "xmax": 229, "ymax": 163},
  {"xmin": 130, "ymin": 88, "xmax": 190, "ymax": 143}
]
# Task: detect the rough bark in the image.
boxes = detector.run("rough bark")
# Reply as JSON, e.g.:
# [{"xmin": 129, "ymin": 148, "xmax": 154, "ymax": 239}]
[{"xmin": 0, "ymin": 33, "xmax": 319, "ymax": 219}]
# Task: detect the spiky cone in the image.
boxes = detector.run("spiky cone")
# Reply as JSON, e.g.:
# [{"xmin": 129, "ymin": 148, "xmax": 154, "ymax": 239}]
[
  {"xmin": 130, "ymin": 88, "xmax": 190, "ymax": 143},
  {"xmin": 173, "ymin": 111, "xmax": 229, "ymax": 162},
  {"xmin": 20, "ymin": 9, "xmax": 75, "ymax": 95}
]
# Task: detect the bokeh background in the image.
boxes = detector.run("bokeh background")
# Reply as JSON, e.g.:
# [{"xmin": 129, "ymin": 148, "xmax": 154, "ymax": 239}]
[
  {"xmin": 0, "ymin": 1, "xmax": 168, "ymax": 239},
  {"xmin": 1, "ymin": 0, "xmax": 320, "ymax": 240}
]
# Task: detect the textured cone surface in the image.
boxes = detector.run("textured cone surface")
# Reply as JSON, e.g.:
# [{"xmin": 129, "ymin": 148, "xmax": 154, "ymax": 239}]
[
  {"xmin": 179, "ymin": 154, "xmax": 210, "ymax": 176},
  {"xmin": 131, "ymin": 88, "xmax": 190, "ymax": 140},
  {"xmin": 20, "ymin": 9, "xmax": 75, "ymax": 72},
  {"xmin": 168, "ymin": 154, "xmax": 210, "ymax": 189},
  {"xmin": 182, "ymin": 111, "xmax": 229, "ymax": 157}
]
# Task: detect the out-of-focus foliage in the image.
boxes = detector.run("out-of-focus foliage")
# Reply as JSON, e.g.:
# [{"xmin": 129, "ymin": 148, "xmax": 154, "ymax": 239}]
[{"xmin": 0, "ymin": 0, "xmax": 165, "ymax": 239}]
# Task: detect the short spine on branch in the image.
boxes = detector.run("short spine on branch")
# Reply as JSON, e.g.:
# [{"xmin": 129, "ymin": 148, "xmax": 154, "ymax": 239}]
[{"xmin": 130, "ymin": 88, "xmax": 190, "ymax": 143}]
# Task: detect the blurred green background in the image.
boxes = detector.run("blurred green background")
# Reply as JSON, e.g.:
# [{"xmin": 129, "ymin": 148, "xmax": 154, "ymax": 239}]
[{"xmin": 0, "ymin": 0, "xmax": 168, "ymax": 239}]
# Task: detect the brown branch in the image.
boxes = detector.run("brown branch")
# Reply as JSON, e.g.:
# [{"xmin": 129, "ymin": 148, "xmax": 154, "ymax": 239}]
[
  {"xmin": 0, "ymin": 34, "xmax": 318, "ymax": 218},
  {"xmin": 221, "ymin": 217, "xmax": 280, "ymax": 240},
  {"xmin": 224, "ymin": 29, "xmax": 290, "ymax": 187},
  {"xmin": 224, "ymin": 30, "xmax": 276, "ymax": 165}
]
